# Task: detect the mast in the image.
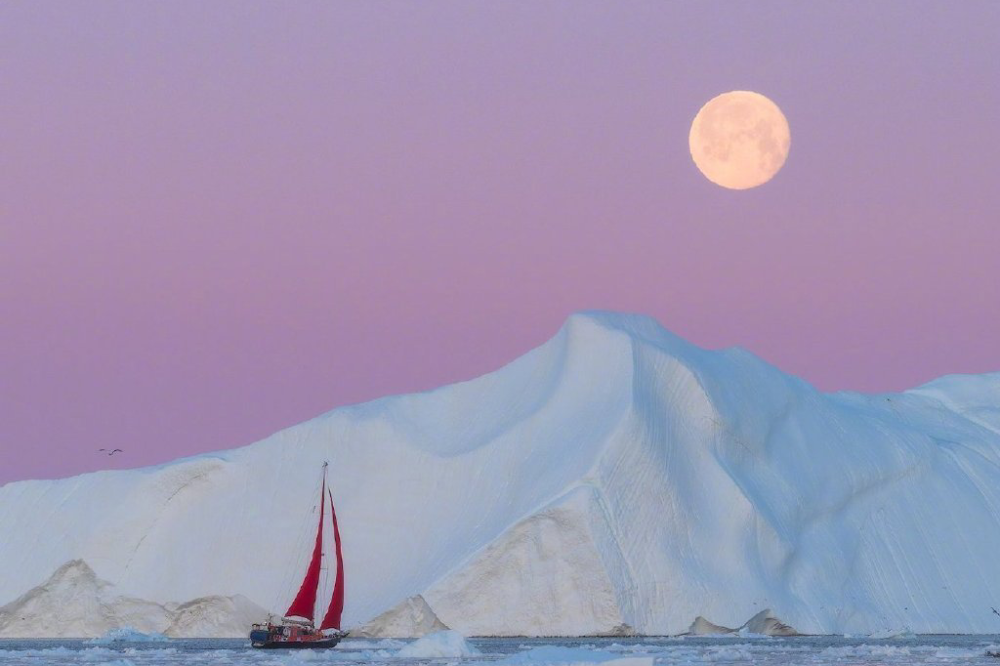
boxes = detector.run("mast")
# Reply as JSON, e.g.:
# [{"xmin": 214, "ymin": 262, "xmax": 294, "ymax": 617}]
[{"xmin": 285, "ymin": 465, "xmax": 327, "ymax": 622}]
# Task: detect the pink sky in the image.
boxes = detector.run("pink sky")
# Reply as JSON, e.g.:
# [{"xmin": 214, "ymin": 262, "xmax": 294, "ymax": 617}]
[{"xmin": 2, "ymin": 2, "xmax": 998, "ymax": 484}]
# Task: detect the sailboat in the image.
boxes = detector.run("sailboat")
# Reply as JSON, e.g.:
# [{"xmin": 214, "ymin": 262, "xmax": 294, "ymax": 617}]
[{"xmin": 249, "ymin": 463, "xmax": 347, "ymax": 649}]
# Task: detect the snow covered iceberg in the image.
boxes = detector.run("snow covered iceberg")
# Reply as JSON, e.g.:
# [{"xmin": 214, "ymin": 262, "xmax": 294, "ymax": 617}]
[
  {"xmin": 355, "ymin": 595, "xmax": 450, "ymax": 638},
  {"xmin": 687, "ymin": 609, "xmax": 797, "ymax": 636},
  {"xmin": 0, "ymin": 560, "xmax": 268, "ymax": 638},
  {"xmin": 1, "ymin": 311, "xmax": 999, "ymax": 636}
]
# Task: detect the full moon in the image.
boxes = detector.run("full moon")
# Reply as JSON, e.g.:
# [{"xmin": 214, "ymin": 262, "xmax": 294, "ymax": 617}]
[{"xmin": 689, "ymin": 90, "xmax": 790, "ymax": 190}]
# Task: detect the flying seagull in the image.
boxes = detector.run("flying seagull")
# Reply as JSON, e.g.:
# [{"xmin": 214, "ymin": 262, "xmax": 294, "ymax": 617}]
[
  {"xmin": 992, "ymin": 607, "xmax": 1000, "ymax": 618},
  {"xmin": 98, "ymin": 448, "xmax": 123, "ymax": 456}
]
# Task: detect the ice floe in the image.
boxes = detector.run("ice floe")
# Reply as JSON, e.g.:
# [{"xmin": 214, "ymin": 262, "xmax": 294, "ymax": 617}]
[{"xmin": 87, "ymin": 626, "xmax": 169, "ymax": 643}]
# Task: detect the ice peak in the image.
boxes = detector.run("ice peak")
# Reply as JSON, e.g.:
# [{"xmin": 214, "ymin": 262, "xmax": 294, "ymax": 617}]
[
  {"xmin": 557, "ymin": 310, "xmax": 777, "ymax": 382},
  {"xmin": 46, "ymin": 559, "xmax": 99, "ymax": 585},
  {"xmin": 560, "ymin": 310, "xmax": 700, "ymax": 354}
]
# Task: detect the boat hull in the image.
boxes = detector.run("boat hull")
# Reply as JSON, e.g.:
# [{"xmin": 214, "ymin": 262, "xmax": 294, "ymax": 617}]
[
  {"xmin": 251, "ymin": 636, "xmax": 343, "ymax": 649},
  {"xmin": 249, "ymin": 627, "xmax": 346, "ymax": 650}
]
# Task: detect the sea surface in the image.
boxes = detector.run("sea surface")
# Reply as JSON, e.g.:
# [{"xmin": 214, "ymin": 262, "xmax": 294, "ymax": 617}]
[{"xmin": 3, "ymin": 635, "xmax": 1000, "ymax": 666}]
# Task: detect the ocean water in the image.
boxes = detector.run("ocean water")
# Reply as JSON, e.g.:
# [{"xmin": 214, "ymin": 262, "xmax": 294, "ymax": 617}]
[
  {"xmin": 2, "ymin": 635, "xmax": 1000, "ymax": 666},
  {"xmin": 0, "ymin": 636, "xmax": 1000, "ymax": 666}
]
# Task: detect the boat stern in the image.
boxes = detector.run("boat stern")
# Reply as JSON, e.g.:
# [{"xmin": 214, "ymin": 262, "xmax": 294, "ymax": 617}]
[{"xmin": 249, "ymin": 625, "xmax": 271, "ymax": 647}]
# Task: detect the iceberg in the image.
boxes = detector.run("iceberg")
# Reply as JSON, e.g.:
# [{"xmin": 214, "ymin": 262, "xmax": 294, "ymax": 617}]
[
  {"xmin": 741, "ymin": 609, "xmax": 797, "ymax": 637},
  {"xmin": 687, "ymin": 617, "xmax": 737, "ymax": 636},
  {"xmin": 686, "ymin": 609, "xmax": 797, "ymax": 637},
  {"xmin": 1, "ymin": 312, "xmax": 999, "ymax": 636},
  {"xmin": 0, "ymin": 560, "xmax": 269, "ymax": 638},
  {"xmin": 354, "ymin": 595, "xmax": 449, "ymax": 638}
]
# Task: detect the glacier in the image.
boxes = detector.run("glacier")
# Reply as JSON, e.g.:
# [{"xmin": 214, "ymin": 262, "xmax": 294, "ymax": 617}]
[{"xmin": 1, "ymin": 311, "xmax": 999, "ymax": 637}]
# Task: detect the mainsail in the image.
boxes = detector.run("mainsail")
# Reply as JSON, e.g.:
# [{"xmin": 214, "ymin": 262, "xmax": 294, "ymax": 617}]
[
  {"xmin": 285, "ymin": 467, "xmax": 345, "ymax": 629},
  {"xmin": 320, "ymin": 489, "xmax": 345, "ymax": 631}
]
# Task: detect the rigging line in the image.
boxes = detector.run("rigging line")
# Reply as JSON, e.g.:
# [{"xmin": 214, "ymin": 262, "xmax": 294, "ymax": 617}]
[
  {"xmin": 276, "ymin": 499, "xmax": 309, "ymax": 614},
  {"xmin": 272, "ymin": 466, "xmax": 325, "ymax": 617}
]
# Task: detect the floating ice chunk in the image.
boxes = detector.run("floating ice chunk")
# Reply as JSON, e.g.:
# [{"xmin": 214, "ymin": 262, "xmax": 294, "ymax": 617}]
[
  {"xmin": 338, "ymin": 638, "xmax": 405, "ymax": 650},
  {"xmin": 396, "ymin": 630, "xmax": 480, "ymax": 658},
  {"xmin": 703, "ymin": 646, "xmax": 753, "ymax": 661},
  {"xmin": 500, "ymin": 647, "xmax": 617, "ymax": 664},
  {"xmin": 935, "ymin": 646, "xmax": 990, "ymax": 659},
  {"xmin": 865, "ymin": 628, "xmax": 915, "ymax": 639},
  {"xmin": 499, "ymin": 646, "xmax": 653, "ymax": 666},
  {"xmin": 86, "ymin": 626, "xmax": 168, "ymax": 644},
  {"xmin": 821, "ymin": 644, "xmax": 912, "ymax": 658}
]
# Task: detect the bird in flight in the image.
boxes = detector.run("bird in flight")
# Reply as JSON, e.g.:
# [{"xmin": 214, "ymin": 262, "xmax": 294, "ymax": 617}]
[{"xmin": 98, "ymin": 448, "xmax": 123, "ymax": 456}]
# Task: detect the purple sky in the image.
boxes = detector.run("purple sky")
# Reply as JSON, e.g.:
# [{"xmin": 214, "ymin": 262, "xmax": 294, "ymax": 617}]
[{"xmin": 3, "ymin": 2, "xmax": 999, "ymax": 484}]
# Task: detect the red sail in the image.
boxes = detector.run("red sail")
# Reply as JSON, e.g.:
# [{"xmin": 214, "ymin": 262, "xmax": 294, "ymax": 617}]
[
  {"xmin": 285, "ymin": 475, "xmax": 326, "ymax": 621},
  {"xmin": 320, "ymin": 488, "xmax": 345, "ymax": 631}
]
